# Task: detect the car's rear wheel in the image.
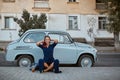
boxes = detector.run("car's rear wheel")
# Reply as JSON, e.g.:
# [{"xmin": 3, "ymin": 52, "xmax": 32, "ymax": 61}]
[
  {"xmin": 17, "ymin": 55, "xmax": 33, "ymax": 67},
  {"xmin": 78, "ymin": 55, "xmax": 94, "ymax": 67}
]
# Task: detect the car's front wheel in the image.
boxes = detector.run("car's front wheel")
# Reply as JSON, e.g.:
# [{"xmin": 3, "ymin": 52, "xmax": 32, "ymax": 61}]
[
  {"xmin": 17, "ymin": 55, "xmax": 34, "ymax": 67},
  {"xmin": 78, "ymin": 55, "xmax": 94, "ymax": 67}
]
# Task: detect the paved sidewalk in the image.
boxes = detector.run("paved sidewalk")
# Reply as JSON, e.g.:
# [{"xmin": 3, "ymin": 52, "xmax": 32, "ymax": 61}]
[
  {"xmin": 97, "ymin": 51, "xmax": 120, "ymax": 55},
  {"xmin": 0, "ymin": 67, "xmax": 120, "ymax": 80}
]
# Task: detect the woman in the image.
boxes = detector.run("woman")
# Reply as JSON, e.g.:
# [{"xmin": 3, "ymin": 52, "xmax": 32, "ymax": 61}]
[{"xmin": 32, "ymin": 36, "xmax": 62, "ymax": 73}]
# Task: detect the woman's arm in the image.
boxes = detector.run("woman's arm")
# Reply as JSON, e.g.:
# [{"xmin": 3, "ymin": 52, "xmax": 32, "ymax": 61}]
[
  {"xmin": 51, "ymin": 39, "xmax": 58, "ymax": 47},
  {"xmin": 51, "ymin": 39, "xmax": 58, "ymax": 43},
  {"xmin": 36, "ymin": 40, "xmax": 44, "ymax": 46}
]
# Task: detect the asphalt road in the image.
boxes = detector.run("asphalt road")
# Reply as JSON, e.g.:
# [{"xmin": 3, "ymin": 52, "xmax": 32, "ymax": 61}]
[{"xmin": 0, "ymin": 52, "xmax": 120, "ymax": 67}]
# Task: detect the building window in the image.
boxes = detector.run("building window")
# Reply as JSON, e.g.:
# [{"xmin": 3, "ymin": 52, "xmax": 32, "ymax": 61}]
[
  {"xmin": 69, "ymin": 0, "xmax": 76, "ymax": 2},
  {"xmin": 3, "ymin": 0, "xmax": 15, "ymax": 2},
  {"xmin": 34, "ymin": 0, "xmax": 49, "ymax": 8},
  {"xmin": 34, "ymin": 0, "xmax": 49, "ymax": 1},
  {"xmin": 98, "ymin": 17, "xmax": 107, "ymax": 30},
  {"xmin": 96, "ymin": 0, "xmax": 107, "ymax": 10},
  {"xmin": 68, "ymin": 16, "xmax": 78, "ymax": 30},
  {"xmin": 4, "ymin": 17, "xmax": 14, "ymax": 29},
  {"xmin": 96, "ymin": 0, "xmax": 102, "ymax": 3}
]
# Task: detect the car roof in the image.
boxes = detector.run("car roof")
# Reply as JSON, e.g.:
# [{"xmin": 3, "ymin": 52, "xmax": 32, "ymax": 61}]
[{"xmin": 25, "ymin": 29, "xmax": 68, "ymax": 34}]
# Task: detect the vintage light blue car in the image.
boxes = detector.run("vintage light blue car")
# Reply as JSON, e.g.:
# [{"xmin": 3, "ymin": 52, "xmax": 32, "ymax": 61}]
[{"xmin": 6, "ymin": 29, "xmax": 97, "ymax": 67}]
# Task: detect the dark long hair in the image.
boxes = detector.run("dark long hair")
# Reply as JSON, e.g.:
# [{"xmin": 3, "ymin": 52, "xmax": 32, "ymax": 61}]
[{"xmin": 43, "ymin": 36, "xmax": 51, "ymax": 47}]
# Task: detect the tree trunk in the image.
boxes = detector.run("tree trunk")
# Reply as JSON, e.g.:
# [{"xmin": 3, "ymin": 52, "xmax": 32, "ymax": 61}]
[{"xmin": 114, "ymin": 32, "xmax": 120, "ymax": 50}]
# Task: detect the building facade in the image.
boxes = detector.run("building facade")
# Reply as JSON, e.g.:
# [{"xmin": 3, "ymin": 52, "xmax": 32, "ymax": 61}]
[{"xmin": 0, "ymin": 0, "xmax": 113, "ymax": 42}]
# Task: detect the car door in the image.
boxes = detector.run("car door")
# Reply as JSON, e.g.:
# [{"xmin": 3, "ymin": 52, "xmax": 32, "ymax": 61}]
[
  {"xmin": 23, "ymin": 32, "xmax": 45, "ymax": 63},
  {"xmin": 48, "ymin": 33, "xmax": 78, "ymax": 64}
]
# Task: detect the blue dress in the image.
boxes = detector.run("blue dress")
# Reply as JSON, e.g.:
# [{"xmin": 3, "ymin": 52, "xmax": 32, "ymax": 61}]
[
  {"xmin": 32, "ymin": 42, "xmax": 61, "ymax": 73},
  {"xmin": 39, "ymin": 42, "xmax": 57, "ymax": 63}
]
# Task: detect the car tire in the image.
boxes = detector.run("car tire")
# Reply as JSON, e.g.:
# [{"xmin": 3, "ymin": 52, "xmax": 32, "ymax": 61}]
[
  {"xmin": 17, "ymin": 55, "xmax": 34, "ymax": 67},
  {"xmin": 78, "ymin": 55, "xmax": 94, "ymax": 67}
]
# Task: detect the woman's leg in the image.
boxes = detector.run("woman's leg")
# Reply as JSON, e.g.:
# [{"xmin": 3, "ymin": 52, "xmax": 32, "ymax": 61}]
[
  {"xmin": 32, "ymin": 63, "xmax": 39, "ymax": 72},
  {"xmin": 32, "ymin": 59, "xmax": 50, "ymax": 73},
  {"xmin": 54, "ymin": 59, "xmax": 62, "ymax": 73},
  {"xmin": 38, "ymin": 59, "xmax": 44, "ymax": 73},
  {"xmin": 44, "ymin": 62, "xmax": 49, "ymax": 68},
  {"xmin": 43, "ymin": 62, "xmax": 54, "ymax": 72}
]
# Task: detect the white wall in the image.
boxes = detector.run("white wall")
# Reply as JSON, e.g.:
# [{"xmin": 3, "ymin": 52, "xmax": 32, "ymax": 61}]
[
  {"xmin": 67, "ymin": 14, "xmax": 113, "ymax": 42},
  {"xmin": 47, "ymin": 14, "xmax": 67, "ymax": 31},
  {"xmin": 0, "ymin": 30, "xmax": 19, "ymax": 41},
  {"xmin": 0, "ymin": 13, "xmax": 114, "ymax": 41},
  {"xmin": 0, "ymin": 13, "xmax": 20, "ymax": 41}
]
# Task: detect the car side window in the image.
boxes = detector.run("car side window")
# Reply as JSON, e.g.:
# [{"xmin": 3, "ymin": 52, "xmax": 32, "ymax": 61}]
[
  {"xmin": 49, "ymin": 33, "xmax": 71, "ymax": 44},
  {"xmin": 63, "ymin": 35, "xmax": 71, "ymax": 43},
  {"xmin": 24, "ymin": 32, "xmax": 45, "ymax": 43}
]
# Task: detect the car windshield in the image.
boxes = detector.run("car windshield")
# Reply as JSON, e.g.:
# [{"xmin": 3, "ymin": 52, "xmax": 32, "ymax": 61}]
[
  {"xmin": 48, "ymin": 33, "xmax": 71, "ymax": 44},
  {"xmin": 24, "ymin": 32, "xmax": 45, "ymax": 43}
]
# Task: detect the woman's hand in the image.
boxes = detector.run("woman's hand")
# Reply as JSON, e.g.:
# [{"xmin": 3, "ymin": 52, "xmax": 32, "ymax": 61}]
[
  {"xmin": 36, "ymin": 40, "xmax": 44, "ymax": 46},
  {"xmin": 51, "ymin": 39, "xmax": 58, "ymax": 43}
]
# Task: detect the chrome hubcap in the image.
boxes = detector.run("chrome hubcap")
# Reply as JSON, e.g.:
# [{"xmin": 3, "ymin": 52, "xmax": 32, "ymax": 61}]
[
  {"xmin": 19, "ymin": 58, "xmax": 31, "ymax": 67},
  {"xmin": 81, "ymin": 57, "xmax": 92, "ymax": 67}
]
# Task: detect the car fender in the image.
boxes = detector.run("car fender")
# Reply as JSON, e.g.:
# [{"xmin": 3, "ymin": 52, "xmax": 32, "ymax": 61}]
[
  {"xmin": 14, "ymin": 52, "xmax": 35, "ymax": 62},
  {"xmin": 76, "ymin": 50, "xmax": 96, "ymax": 63}
]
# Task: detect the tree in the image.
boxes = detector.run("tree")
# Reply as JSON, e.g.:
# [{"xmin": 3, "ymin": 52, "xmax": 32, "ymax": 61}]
[
  {"xmin": 14, "ymin": 9, "xmax": 47, "ymax": 36},
  {"xmin": 102, "ymin": 0, "xmax": 120, "ymax": 49}
]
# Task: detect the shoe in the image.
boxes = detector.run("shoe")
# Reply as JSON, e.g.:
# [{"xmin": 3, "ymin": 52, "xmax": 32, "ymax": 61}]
[{"xmin": 54, "ymin": 71, "xmax": 62, "ymax": 73}]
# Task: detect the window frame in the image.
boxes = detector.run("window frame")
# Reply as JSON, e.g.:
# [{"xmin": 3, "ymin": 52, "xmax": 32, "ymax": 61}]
[
  {"xmin": 3, "ymin": 0, "xmax": 15, "ymax": 2},
  {"xmin": 68, "ymin": 16, "xmax": 79, "ymax": 30},
  {"xmin": 68, "ymin": 0, "xmax": 77, "ymax": 2},
  {"xmin": 48, "ymin": 33, "xmax": 73, "ymax": 44},
  {"xmin": 96, "ymin": 0, "xmax": 104, "ymax": 3},
  {"xmin": 34, "ymin": 0, "xmax": 49, "ymax": 1},
  {"xmin": 33, "ymin": 0, "xmax": 50, "ymax": 8},
  {"xmin": 4, "ymin": 17, "xmax": 10, "ymax": 29},
  {"xmin": 23, "ymin": 32, "xmax": 45, "ymax": 43},
  {"xmin": 98, "ymin": 17, "xmax": 107, "ymax": 30},
  {"xmin": 4, "ymin": 16, "xmax": 14, "ymax": 29}
]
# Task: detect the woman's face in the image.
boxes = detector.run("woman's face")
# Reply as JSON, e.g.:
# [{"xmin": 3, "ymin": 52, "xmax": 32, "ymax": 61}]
[{"xmin": 44, "ymin": 37, "xmax": 51, "ymax": 44}]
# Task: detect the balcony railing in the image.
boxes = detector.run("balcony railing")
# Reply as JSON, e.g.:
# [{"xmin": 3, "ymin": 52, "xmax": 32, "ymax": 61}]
[{"xmin": 96, "ymin": 3, "xmax": 108, "ymax": 10}]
